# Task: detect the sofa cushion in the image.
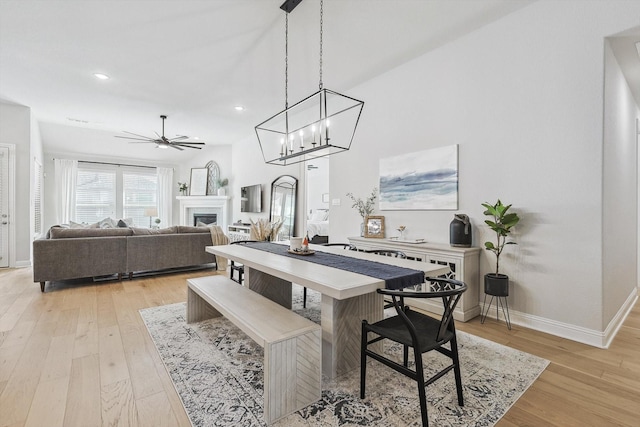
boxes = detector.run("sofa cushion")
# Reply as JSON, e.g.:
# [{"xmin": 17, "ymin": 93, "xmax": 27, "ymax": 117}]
[
  {"xmin": 49, "ymin": 227, "xmax": 133, "ymax": 239},
  {"xmin": 177, "ymin": 225, "xmax": 211, "ymax": 234},
  {"xmin": 130, "ymin": 226, "xmax": 178, "ymax": 235}
]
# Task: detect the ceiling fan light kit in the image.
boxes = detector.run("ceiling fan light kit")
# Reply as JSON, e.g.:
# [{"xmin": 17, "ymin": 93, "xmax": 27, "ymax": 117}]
[
  {"xmin": 255, "ymin": 0, "xmax": 364, "ymax": 166},
  {"xmin": 115, "ymin": 115, "xmax": 205, "ymax": 151}
]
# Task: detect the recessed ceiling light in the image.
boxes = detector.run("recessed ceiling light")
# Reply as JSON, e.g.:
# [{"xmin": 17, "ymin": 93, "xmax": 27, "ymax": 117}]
[
  {"xmin": 234, "ymin": 105, "xmax": 245, "ymax": 111},
  {"xmin": 93, "ymin": 73, "xmax": 110, "ymax": 80}
]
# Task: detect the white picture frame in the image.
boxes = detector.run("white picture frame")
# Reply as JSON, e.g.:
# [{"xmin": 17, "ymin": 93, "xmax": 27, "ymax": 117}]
[{"xmin": 189, "ymin": 168, "xmax": 208, "ymax": 196}]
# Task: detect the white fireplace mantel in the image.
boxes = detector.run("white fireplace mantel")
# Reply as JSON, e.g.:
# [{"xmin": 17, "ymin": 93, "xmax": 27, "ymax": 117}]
[{"xmin": 177, "ymin": 195, "xmax": 230, "ymax": 230}]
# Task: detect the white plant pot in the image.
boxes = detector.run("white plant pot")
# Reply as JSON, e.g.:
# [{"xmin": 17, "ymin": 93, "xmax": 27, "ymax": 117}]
[{"xmin": 217, "ymin": 188, "xmax": 226, "ymax": 196}]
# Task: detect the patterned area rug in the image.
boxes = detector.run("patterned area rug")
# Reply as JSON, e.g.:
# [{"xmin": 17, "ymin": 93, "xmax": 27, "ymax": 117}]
[{"xmin": 140, "ymin": 286, "xmax": 548, "ymax": 427}]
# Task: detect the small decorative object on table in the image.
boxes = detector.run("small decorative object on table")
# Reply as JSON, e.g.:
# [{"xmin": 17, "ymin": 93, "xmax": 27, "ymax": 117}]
[
  {"xmin": 397, "ymin": 225, "xmax": 406, "ymax": 240},
  {"xmin": 449, "ymin": 214, "xmax": 471, "ymax": 247},
  {"xmin": 364, "ymin": 215, "xmax": 385, "ymax": 238},
  {"xmin": 154, "ymin": 218, "xmax": 161, "ymax": 229},
  {"xmin": 178, "ymin": 182, "xmax": 188, "ymax": 196}
]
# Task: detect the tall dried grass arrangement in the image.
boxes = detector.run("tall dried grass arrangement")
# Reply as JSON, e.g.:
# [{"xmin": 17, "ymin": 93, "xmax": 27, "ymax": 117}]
[{"xmin": 249, "ymin": 218, "xmax": 283, "ymax": 241}]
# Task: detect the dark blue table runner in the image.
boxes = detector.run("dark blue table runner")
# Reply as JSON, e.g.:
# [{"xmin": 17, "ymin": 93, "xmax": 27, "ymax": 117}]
[{"xmin": 243, "ymin": 242, "xmax": 424, "ymax": 290}]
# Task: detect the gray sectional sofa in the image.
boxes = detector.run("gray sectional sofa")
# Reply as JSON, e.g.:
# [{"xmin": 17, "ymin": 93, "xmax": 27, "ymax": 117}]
[{"xmin": 33, "ymin": 225, "xmax": 218, "ymax": 292}]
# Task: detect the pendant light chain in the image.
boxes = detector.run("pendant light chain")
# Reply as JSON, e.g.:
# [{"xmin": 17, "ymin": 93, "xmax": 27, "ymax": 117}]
[
  {"xmin": 319, "ymin": 0, "xmax": 323, "ymax": 90},
  {"xmin": 285, "ymin": 12, "xmax": 289, "ymax": 109}
]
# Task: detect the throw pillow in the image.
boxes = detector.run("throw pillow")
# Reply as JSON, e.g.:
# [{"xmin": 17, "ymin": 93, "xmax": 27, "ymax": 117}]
[
  {"xmin": 98, "ymin": 217, "xmax": 115, "ymax": 229},
  {"xmin": 117, "ymin": 218, "xmax": 133, "ymax": 227}
]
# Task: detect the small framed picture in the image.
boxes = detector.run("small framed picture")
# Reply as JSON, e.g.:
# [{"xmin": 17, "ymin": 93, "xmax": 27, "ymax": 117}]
[
  {"xmin": 364, "ymin": 215, "xmax": 385, "ymax": 238},
  {"xmin": 189, "ymin": 168, "xmax": 208, "ymax": 196}
]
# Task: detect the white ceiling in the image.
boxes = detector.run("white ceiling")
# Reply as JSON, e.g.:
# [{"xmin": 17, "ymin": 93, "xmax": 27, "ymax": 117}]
[{"xmin": 1, "ymin": 0, "xmax": 637, "ymax": 163}]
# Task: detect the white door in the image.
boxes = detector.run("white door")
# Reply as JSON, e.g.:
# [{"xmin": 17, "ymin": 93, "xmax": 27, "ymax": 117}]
[{"xmin": 0, "ymin": 146, "xmax": 9, "ymax": 267}]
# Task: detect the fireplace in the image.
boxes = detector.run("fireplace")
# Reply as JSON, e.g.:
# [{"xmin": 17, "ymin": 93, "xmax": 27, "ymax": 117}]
[
  {"xmin": 177, "ymin": 195, "xmax": 230, "ymax": 231},
  {"xmin": 193, "ymin": 213, "xmax": 217, "ymax": 226}
]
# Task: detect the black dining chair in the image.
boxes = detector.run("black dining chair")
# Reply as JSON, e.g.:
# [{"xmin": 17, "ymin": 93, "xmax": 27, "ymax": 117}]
[
  {"xmin": 229, "ymin": 240, "xmax": 258, "ymax": 284},
  {"xmin": 360, "ymin": 277, "xmax": 467, "ymax": 427},
  {"xmin": 299, "ymin": 242, "xmax": 358, "ymax": 308}
]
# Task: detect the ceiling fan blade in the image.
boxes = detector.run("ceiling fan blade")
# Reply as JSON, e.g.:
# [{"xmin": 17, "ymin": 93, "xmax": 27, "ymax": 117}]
[
  {"xmin": 175, "ymin": 142, "xmax": 205, "ymax": 145},
  {"xmin": 169, "ymin": 145, "xmax": 184, "ymax": 151},
  {"xmin": 121, "ymin": 131, "xmax": 155, "ymax": 140},
  {"xmin": 174, "ymin": 144, "xmax": 202, "ymax": 150},
  {"xmin": 155, "ymin": 131, "xmax": 162, "ymax": 139},
  {"xmin": 115, "ymin": 136, "xmax": 158, "ymax": 142},
  {"xmin": 128, "ymin": 141, "xmax": 159, "ymax": 144},
  {"xmin": 169, "ymin": 135, "xmax": 189, "ymax": 141}
]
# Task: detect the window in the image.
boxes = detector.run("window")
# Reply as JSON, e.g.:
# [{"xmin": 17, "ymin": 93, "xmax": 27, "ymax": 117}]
[
  {"xmin": 33, "ymin": 158, "xmax": 43, "ymax": 236},
  {"xmin": 75, "ymin": 163, "xmax": 157, "ymax": 227}
]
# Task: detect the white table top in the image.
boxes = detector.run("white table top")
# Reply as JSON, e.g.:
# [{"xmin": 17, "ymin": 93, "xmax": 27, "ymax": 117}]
[{"xmin": 206, "ymin": 243, "xmax": 450, "ymax": 300}]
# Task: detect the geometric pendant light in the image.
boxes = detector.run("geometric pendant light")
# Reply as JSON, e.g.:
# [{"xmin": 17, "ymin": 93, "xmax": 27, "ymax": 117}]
[{"xmin": 255, "ymin": 0, "xmax": 364, "ymax": 166}]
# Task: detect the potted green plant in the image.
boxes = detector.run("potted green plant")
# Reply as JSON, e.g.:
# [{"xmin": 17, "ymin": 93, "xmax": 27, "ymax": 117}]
[
  {"xmin": 215, "ymin": 178, "xmax": 229, "ymax": 196},
  {"xmin": 482, "ymin": 199, "xmax": 520, "ymax": 296}
]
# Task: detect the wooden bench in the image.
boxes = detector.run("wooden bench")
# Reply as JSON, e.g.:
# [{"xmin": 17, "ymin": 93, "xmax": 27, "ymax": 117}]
[{"xmin": 186, "ymin": 275, "xmax": 322, "ymax": 424}]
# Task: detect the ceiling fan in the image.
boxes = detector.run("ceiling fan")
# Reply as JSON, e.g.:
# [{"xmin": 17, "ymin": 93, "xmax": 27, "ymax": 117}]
[{"xmin": 115, "ymin": 115, "xmax": 205, "ymax": 150}]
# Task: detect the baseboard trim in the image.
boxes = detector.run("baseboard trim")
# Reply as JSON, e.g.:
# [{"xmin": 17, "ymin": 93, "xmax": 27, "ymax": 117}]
[
  {"xmin": 15, "ymin": 260, "xmax": 31, "ymax": 268},
  {"xmin": 479, "ymin": 287, "xmax": 638, "ymax": 348}
]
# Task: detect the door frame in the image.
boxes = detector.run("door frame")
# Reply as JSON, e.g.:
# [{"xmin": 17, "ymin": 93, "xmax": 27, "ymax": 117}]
[{"xmin": 0, "ymin": 143, "xmax": 16, "ymax": 268}]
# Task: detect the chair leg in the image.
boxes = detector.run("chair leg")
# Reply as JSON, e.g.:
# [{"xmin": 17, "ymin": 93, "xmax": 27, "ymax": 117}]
[
  {"xmin": 303, "ymin": 287, "xmax": 307, "ymax": 308},
  {"xmin": 414, "ymin": 351, "xmax": 429, "ymax": 427},
  {"xmin": 403, "ymin": 345, "xmax": 409, "ymax": 367},
  {"xmin": 360, "ymin": 322, "xmax": 368, "ymax": 399},
  {"xmin": 450, "ymin": 334, "xmax": 464, "ymax": 406}
]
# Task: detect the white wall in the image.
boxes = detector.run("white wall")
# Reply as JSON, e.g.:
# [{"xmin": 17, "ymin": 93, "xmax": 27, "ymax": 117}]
[
  {"xmin": 231, "ymin": 136, "xmax": 303, "ymax": 235},
  {"xmin": 0, "ymin": 102, "xmax": 33, "ymax": 266},
  {"xmin": 231, "ymin": 1, "xmax": 640, "ymax": 342},
  {"xmin": 603, "ymin": 40, "xmax": 639, "ymax": 327}
]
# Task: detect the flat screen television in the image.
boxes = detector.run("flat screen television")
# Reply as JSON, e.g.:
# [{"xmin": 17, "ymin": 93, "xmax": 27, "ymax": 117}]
[{"xmin": 240, "ymin": 184, "xmax": 262, "ymax": 213}]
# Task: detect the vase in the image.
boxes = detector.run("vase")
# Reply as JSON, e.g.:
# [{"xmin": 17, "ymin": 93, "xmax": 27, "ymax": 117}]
[
  {"xmin": 360, "ymin": 222, "xmax": 364, "ymax": 237},
  {"xmin": 217, "ymin": 188, "xmax": 226, "ymax": 196},
  {"xmin": 449, "ymin": 214, "xmax": 471, "ymax": 247}
]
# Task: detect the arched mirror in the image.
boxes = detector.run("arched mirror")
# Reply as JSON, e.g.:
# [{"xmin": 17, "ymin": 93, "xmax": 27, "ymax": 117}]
[{"xmin": 269, "ymin": 175, "xmax": 297, "ymax": 241}]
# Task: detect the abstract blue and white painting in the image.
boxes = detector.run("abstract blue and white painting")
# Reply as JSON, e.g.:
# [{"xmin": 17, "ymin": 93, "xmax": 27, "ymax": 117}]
[{"xmin": 379, "ymin": 145, "xmax": 458, "ymax": 210}]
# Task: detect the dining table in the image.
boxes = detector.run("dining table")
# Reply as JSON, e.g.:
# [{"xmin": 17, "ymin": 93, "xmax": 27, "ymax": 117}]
[{"xmin": 205, "ymin": 242, "xmax": 450, "ymax": 379}]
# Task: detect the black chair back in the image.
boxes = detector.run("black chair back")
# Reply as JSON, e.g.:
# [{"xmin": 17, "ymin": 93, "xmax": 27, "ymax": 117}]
[
  {"xmin": 323, "ymin": 243, "xmax": 356, "ymax": 250},
  {"xmin": 365, "ymin": 249, "xmax": 407, "ymax": 258},
  {"xmin": 378, "ymin": 277, "xmax": 466, "ymax": 343},
  {"xmin": 230, "ymin": 240, "xmax": 259, "ymax": 245}
]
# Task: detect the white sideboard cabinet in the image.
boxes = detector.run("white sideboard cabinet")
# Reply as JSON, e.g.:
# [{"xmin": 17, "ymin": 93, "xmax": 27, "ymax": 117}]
[
  {"xmin": 227, "ymin": 224, "xmax": 252, "ymax": 242},
  {"xmin": 348, "ymin": 236, "xmax": 480, "ymax": 322}
]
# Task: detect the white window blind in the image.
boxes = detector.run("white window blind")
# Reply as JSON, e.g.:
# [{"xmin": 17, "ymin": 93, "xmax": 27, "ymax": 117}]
[
  {"xmin": 75, "ymin": 168, "xmax": 116, "ymax": 223},
  {"xmin": 74, "ymin": 163, "xmax": 157, "ymax": 227},
  {"xmin": 123, "ymin": 171, "xmax": 157, "ymax": 227},
  {"xmin": 34, "ymin": 159, "xmax": 42, "ymax": 236}
]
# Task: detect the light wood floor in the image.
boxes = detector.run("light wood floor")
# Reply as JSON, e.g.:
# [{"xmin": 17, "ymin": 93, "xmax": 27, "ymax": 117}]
[{"xmin": 0, "ymin": 268, "xmax": 638, "ymax": 426}]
